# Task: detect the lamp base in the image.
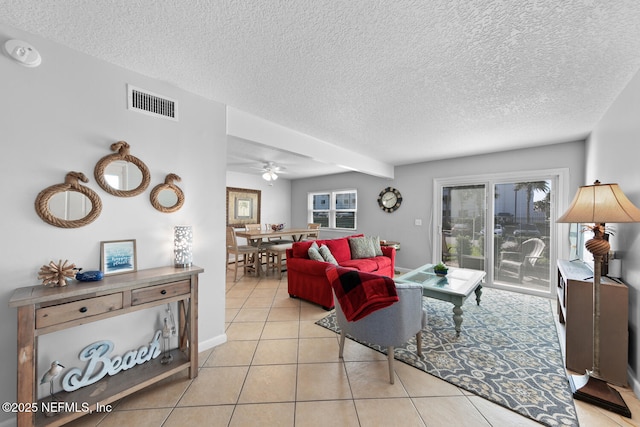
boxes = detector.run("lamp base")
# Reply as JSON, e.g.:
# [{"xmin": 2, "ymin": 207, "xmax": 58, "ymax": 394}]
[{"xmin": 569, "ymin": 371, "xmax": 631, "ymax": 418}]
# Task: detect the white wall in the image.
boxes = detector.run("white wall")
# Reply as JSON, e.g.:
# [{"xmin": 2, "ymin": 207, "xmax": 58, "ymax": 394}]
[
  {"xmin": 587, "ymin": 67, "xmax": 640, "ymax": 392},
  {"xmin": 0, "ymin": 24, "xmax": 227, "ymax": 421},
  {"xmin": 291, "ymin": 141, "xmax": 585, "ymax": 269}
]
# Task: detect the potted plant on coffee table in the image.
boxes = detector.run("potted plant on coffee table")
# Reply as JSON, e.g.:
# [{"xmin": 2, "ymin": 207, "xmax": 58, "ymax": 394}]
[{"xmin": 434, "ymin": 262, "xmax": 448, "ymax": 276}]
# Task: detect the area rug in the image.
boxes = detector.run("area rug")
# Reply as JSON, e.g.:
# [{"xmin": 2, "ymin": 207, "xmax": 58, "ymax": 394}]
[{"xmin": 316, "ymin": 287, "xmax": 578, "ymax": 427}]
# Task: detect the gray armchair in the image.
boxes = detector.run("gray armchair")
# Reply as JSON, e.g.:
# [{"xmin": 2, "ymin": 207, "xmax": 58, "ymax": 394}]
[{"xmin": 328, "ymin": 269, "xmax": 426, "ymax": 384}]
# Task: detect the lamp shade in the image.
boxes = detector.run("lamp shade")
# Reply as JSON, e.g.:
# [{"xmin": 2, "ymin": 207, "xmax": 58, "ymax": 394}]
[
  {"xmin": 557, "ymin": 181, "xmax": 640, "ymax": 224},
  {"xmin": 174, "ymin": 225, "xmax": 193, "ymax": 267}
]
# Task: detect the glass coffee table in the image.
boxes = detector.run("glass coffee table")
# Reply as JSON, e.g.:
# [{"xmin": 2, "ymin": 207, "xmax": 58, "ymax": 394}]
[{"xmin": 396, "ymin": 264, "xmax": 486, "ymax": 336}]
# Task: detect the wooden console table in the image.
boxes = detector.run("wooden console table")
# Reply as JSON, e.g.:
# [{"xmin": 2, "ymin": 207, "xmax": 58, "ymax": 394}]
[
  {"xmin": 557, "ymin": 259, "xmax": 627, "ymax": 386},
  {"xmin": 8, "ymin": 265, "xmax": 202, "ymax": 427}
]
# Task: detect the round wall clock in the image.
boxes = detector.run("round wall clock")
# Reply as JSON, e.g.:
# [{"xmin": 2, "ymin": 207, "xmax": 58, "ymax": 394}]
[{"xmin": 377, "ymin": 187, "xmax": 402, "ymax": 212}]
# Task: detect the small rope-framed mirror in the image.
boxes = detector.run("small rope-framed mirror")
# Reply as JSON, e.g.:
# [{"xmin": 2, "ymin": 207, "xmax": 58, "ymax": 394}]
[
  {"xmin": 150, "ymin": 173, "xmax": 185, "ymax": 213},
  {"xmin": 35, "ymin": 172, "xmax": 102, "ymax": 228},
  {"xmin": 94, "ymin": 141, "xmax": 150, "ymax": 197}
]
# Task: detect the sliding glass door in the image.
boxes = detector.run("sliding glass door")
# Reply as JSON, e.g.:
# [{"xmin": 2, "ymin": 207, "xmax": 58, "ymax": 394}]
[
  {"xmin": 441, "ymin": 184, "xmax": 486, "ymax": 271},
  {"xmin": 436, "ymin": 171, "xmax": 562, "ymax": 298},
  {"xmin": 492, "ymin": 180, "xmax": 552, "ymax": 293}
]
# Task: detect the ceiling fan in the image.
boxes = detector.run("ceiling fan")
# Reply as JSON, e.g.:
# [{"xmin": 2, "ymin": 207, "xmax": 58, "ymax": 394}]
[{"xmin": 259, "ymin": 162, "xmax": 287, "ymax": 181}]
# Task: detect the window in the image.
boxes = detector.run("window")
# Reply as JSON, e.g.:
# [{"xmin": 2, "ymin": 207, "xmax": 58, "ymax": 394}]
[{"xmin": 308, "ymin": 190, "xmax": 357, "ymax": 230}]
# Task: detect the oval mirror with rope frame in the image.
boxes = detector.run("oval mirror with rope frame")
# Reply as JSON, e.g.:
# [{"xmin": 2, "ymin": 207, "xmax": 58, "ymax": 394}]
[
  {"xmin": 94, "ymin": 141, "xmax": 150, "ymax": 197},
  {"xmin": 150, "ymin": 173, "xmax": 185, "ymax": 213},
  {"xmin": 35, "ymin": 172, "xmax": 102, "ymax": 228}
]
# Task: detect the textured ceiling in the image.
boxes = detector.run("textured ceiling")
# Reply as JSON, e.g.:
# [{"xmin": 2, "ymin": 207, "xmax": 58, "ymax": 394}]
[{"xmin": 3, "ymin": 1, "xmax": 640, "ymax": 178}]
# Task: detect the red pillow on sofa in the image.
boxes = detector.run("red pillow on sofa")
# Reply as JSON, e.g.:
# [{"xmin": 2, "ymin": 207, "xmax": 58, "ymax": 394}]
[
  {"xmin": 324, "ymin": 238, "xmax": 351, "ymax": 262},
  {"xmin": 292, "ymin": 240, "xmax": 316, "ymax": 258}
]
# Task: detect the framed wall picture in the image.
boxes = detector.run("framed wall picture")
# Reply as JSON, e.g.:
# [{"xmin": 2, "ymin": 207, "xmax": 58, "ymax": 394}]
[
  {"xmin": 226, "ymin": 187, "xmax": 261, "ymax": 227},
  {"xmin": 100, "ymin": 239, "xmax": 137, "ymax": 275}
]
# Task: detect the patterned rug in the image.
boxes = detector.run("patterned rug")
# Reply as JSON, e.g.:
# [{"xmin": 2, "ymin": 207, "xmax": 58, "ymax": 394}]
[{"xmin": 316, "ymin": 287, "xmax": 578, "ymax": 427}]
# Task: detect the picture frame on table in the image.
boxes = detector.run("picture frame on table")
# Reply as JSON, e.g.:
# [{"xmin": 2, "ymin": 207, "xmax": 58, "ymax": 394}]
[
  {"xmin": 100, "ymin": 239, "xmax": 137, "ymax": 276},
  {"xmin": 226, "ymin": 187, "xmax": 261, "ymax": 227}
]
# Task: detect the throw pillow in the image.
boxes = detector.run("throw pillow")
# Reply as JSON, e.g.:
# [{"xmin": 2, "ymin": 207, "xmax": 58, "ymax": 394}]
[
  {"xmin": 323, "ymin": 238, "xmax": 351, "ymax": 262},
  {"xmin": 349, "ymin": 236, "xmax": 376, "ymax": 259},
  {"xmin": 318, "ymin": 244, "xmax": 338, "ymax": 265},
  {"xmin": 370, "ymin": 236, "xmax": 383, "ymax": 256},
  {"xmin": 308, "ymin": 242, "xmax": 324, "ymax": 262}
]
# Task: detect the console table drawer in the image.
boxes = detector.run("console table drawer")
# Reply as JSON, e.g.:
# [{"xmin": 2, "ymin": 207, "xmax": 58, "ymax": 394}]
[
  {"xmin": 36, "ymin": 293, "xmax": 123, "ymax": 329},
  {"xmin": 131, "ymin": 280, "xmax": 191, "ymax": 305}
]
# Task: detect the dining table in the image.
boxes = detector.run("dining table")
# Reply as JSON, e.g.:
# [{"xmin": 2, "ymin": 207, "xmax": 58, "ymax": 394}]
[
  {"xmin": 234, "ymin": 227, "xmax": 314, "ymax": 244},
  {"xmin": 234, "ymin": 227, "xmax": 313, "ymax": 276}
]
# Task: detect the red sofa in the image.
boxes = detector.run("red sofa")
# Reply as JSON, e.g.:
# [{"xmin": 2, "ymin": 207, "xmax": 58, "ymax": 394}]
[{"xmin": 286, "ymin": 236, "xmax": 395, "ymax": 309}]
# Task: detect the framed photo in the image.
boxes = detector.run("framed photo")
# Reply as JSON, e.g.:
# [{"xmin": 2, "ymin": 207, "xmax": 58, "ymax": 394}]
[
  {"xmin": 100, "ymin": 239, "xmax": 137, "ymax": 276},
  {"xmin": 226, "ymin": 187, "xmax": 261, "ymax": 227}
]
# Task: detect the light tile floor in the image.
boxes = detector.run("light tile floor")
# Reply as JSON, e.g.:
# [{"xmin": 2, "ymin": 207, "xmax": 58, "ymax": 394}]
[{"xmin": 67, "ymin": 270, "xmax": 640, "ymax": 426}]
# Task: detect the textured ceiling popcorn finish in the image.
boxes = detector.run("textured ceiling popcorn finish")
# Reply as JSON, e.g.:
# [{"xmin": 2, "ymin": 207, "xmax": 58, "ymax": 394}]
[{"xmin": 2, "ymin": 1, "xmax": 640, "ymax": 175}]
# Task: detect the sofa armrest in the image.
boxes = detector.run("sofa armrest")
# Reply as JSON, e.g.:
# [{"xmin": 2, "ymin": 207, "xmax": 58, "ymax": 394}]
[
  {"xmin": 381, "ymin": 245, "xmax": 395, "ymax": 257},
  {"xmin": 286, "ymin": 256, "xmax": 333, "ymax": 276},
  {"xmin": 381, "ymin": 246, "xmax": 396, "ymax": 271}
]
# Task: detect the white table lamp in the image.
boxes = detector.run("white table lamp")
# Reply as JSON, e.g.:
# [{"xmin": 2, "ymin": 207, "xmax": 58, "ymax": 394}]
[{"xmin": 174, "ymin": 225, "xmax": 193, "ymax": 268}]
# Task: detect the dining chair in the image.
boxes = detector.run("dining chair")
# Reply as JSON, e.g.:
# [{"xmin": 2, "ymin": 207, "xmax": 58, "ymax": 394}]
[
  {"xmin": 306, "ymin": 223, "xmax": 321, "ymax": 240},
  {"xmin": 226, "ymin": 226, "xmax": 260, "ymax": 281},
  {"xmin": 266, "ymin": 243, "xmax": 293, "ymax": 279},
  {"xmin": 244, "ymin": 223, "xmax": 262, "ymax": 243},
  {"xmin": 243, "ymin": 223, "xmax": 273, "ymax": 265}
]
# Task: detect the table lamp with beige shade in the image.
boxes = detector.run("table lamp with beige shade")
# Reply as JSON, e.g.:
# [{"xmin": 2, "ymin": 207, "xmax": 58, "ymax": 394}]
[{"xmin": 557, "ymin": 180, "xmax": 640, "ymax": 417}]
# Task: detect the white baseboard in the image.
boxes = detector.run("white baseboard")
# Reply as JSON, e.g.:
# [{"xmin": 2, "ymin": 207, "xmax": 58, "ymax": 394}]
[
  {"xmin": 199, "ymin": 333, "xmax": 227, "ymax": 353},
  {"xmin": 627, "ymin": 368, "xmax": 640, "ymax": 398}
]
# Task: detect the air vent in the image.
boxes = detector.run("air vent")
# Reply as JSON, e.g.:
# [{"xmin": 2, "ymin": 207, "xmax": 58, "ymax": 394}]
[{"xmin": 127, "ymin": 84, "xmax": 178, "ymax": 121}]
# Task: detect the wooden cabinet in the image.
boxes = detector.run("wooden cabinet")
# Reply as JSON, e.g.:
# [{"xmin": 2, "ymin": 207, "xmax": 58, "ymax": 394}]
[
  {"xmin": 9, "ymin": 265, "xmax": 203, "ymax": 427},
  {"xmin": 556, "ymin": 260, "xmax": 627, "ymax": 386}
]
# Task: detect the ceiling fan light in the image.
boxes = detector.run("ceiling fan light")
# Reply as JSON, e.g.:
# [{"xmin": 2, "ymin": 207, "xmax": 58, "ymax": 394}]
[{"xmin": 262, "ymin": 171, "xmax": 278, "ymax": 181}]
